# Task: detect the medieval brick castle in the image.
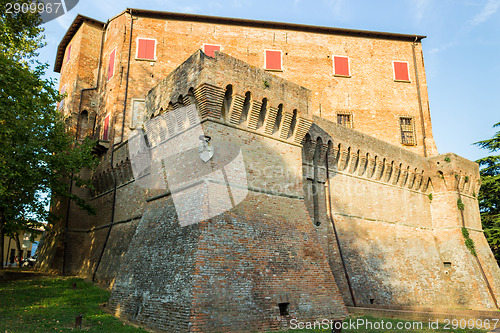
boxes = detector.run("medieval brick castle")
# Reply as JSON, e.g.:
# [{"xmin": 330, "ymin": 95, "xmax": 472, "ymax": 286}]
[{"xmin": 37, "ymin": 8, "xmax": 500, "ymax": 332}]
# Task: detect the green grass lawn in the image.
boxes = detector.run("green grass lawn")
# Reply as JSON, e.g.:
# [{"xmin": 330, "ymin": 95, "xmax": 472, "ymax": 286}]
[
  {"xmin": 0, "ymin": 274, "xmax": 147, "ymax": 332},
  {"xmin": 0, "ymin": 272, "xmax": 491, "ymax": 332}
]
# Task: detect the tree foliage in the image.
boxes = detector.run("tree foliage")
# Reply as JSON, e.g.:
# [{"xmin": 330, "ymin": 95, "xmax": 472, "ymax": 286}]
[
  {"xmin": 0, "ymin": 0, "xmax": 44, "ymax": 61},
  {"xmin": 475, "ymin": 122, "xmax": 500, "ymax": 262},
  {"xmin": 0, "ymin": 1, "xmax": 97, "ymax": 269}
]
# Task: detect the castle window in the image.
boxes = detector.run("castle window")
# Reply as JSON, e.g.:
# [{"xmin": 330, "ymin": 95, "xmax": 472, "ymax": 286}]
[
  {"xmin": 333, "ymin": 56, "xmax": 350, "ymax": 77},
  {"xmin": 136, "ymin": 38, "xmax": 156, "ymax": 60},
  {"xmin": 102, "ymin": 114, "xmax": 110, "ymax": 141},
  {"xmin": 337, "ymin": 113, "xmax": 352, "ymax": 128},
  {"xmin": 393, "ymin": 61, "xmax": 410, "ymax": 82},
  {"xmin": 66, "ymin": 44, "xmax": 71, "ymax": 63},
  {"xmin": 278, "ymin": 303, "xmax": 289, "ymax": 316},
  {"xmin": 130, "ymin": 99, "xmax": 145, "ymax": 129},
  {"xmin": 264, "ymin": 50, "xmax": 282, "ymax": 71},
  {"xmin": 203, "ymin": 44, "xmax": 221, "ymax": 58},
  {"xmin": 400, "ymin": 116, "xmax": 416, "ymax": 145},
  {"xmin": 108, "ymin": 49, "xmax": 116, "ymax": 81}
]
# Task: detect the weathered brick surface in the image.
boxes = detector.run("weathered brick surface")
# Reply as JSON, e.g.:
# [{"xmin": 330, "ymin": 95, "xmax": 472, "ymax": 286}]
[
  {"xmin": 35, "ymin": 9, "xmax": 500, "ymax": 333},
  {"xmin": 307, "ymin": 117, "xmax": 500, "ymax": 310},
  {"xmin": 55, "ymin": 11, "xmax": 437, "ymax": 156}
]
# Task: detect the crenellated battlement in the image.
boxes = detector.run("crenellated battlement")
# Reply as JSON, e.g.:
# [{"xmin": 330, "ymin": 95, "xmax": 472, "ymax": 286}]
[
  {"xmin": 305, "ymin": 116, "xmax": 431, "ymax": 193},
  {"xmin": 428, "ymin": 153, "xmax": 480, "ymax": 197},
  {"xmin": 145, "ymin": 51, "xmax": 313, "ymax": 145}
]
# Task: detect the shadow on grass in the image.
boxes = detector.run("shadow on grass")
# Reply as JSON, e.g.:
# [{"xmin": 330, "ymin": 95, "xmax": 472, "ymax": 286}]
[
  {"xmin": 0, "ymin": 275, "xmax": 147, "ymax": 332},
  {"xmin": 0, "ymin": 274, "xmax": 493, "ymax": 333}
]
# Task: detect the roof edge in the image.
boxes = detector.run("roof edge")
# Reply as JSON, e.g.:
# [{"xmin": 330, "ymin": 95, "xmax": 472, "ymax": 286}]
[
  {"xmin": 127, "ymin": 8, "xmax": 426, "ymax": 41},
  {"xmin": 54, "ymin": 9, "xmax": 427, "ymax": 73},
  {"xmin": 54, "ymin": 14, "xmax": 105, "ymax": 73}
]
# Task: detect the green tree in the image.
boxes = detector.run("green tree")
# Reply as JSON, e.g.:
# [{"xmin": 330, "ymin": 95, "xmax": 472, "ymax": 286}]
[
  {"xmin": 475, "ymin": 122, "xmax": 500, "ymax": 262},
  {"xmin": 0, "ymin": 1, "xmax": 97, "ymax": 269}
]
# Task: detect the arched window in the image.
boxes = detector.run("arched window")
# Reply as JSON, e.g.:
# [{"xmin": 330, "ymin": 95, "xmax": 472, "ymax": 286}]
[
  {"xmin": 221, "ymin": 85, "xmax": 233, "ymax": 121},
  {"xmin": 312, "ymin": 137, "xmax": 323, "ymax": 226},
  {"xmin": 177, "ymin": 95, "xmax": 188, "ymax": 130},
  {"xmin": 187, "ymin": 87, "xmax": 196, "ymax": 105},
  {"xmin": 177, "ymin": 95, "xmax": 185, "ymax": 108},
  {"xmin": 302, "ymin": 133, "xmax": 312, "ymax": 162},
  {"xmin": 287, "ymin": 109, "xmax": 297, "ymax": 138},
  {"xmin": 257, "ymin": 98, "xmax": 267, "ymax": 129},
  {"xmin": 273, "ymin": 104, "xmax": 283, "ymax": 134},
  {"xmin": 239, "ymin": 91, "xmax": 251, "ymax": 124}
]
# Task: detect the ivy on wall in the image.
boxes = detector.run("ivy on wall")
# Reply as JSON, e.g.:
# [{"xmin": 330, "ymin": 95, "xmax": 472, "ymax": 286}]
[{"xmin": 462, "ymin": 227, "xmax": 477, "ymax": 256}]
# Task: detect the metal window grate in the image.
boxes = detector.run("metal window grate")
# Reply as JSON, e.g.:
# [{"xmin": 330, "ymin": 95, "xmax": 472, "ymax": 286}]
[
  {"xmin": 337, "ymin": 114, "xmax": 351, "ymax": 127},
  {"xmin": 400, "ymin": 117, "xmax": 416, "ymax": 145}
]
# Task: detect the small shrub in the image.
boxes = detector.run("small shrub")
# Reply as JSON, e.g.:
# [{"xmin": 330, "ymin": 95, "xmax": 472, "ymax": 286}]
[
  {"xmin": 462, "ymin": 227, "xmax": 477, "ymax": 256},
  {"xmin": 444, "ymin": 157, "xmax": 451, "ymax": 163},
  {"xmin": 462, "ymin": 227, "xmax": 470, "ymax": 238},
  {"xmin": 428, "ymin": 193, "xmax": 433, "ymax": 201},
  {"xmin": 457, "ymin": 198, "xmax": 465, "ymax": 211}
]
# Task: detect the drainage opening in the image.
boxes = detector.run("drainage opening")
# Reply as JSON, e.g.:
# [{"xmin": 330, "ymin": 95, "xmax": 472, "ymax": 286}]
[
  {"xmin": 278, "ymin": 302, "xmax": 290, "ymax": 316},
  {"xmin": 443, "ymin": 262, "xmax": 452, "ymax": 267}
]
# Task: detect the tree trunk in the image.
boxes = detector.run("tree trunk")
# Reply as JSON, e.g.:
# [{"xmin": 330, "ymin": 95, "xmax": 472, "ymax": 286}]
[
  {"xmin": 0, "ymin": 210, "xmax": 4, "ymax": 270},
  {"xmin": 15, "ymin": 233, "xmax": 22, "ymax": 269}
]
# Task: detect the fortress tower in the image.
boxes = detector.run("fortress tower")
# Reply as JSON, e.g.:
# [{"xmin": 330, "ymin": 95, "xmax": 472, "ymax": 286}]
[{"xmin": 36, "ymin": 8, "xmax": 500, "ymax": 332}]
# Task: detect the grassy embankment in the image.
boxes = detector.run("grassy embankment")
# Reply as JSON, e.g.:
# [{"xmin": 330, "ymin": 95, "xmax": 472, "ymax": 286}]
[{"xmin": 0, "ymin": 272, "xmax": 489, "ymax": 332}]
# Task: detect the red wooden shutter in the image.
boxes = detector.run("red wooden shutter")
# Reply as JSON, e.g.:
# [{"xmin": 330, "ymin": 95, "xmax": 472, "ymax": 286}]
[
  {"xmin": 103, "ymin": 115, "xmax": 110, "ymax": 141},
  {"xmin": 145, "ymin": 40, "xmax": 155, "ymax": 59},
  {"xmin": 394, "ymin": 61, "xmax": 409, "ymax": 81},
  {"xmin": 108, "ymin": 49, "xmax": 115, "ymax": 80},
  {"xmin": 334, "ymin": 56, "xmax": 349, "ymax": 76},
  {"xmin": 137, "ymin": 39, "xmax": 146, "ymax": 59},
  {"xmin": 67, "ymin": 44, "xmax": 71, "ymax": 63},
  {"xmin": 265, "ymin": 50, "xmax": 282, "ymax": 70},
  {"xmin": 138, "ymin": 39, "xmax": 155, "ymax": 60},
  {"xmin": 203, "ymin": 44, "xmax": 220, "ymax": 57}
]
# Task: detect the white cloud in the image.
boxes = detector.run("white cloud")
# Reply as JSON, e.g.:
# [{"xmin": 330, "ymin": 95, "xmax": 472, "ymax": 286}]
[{"xmin": 469, "ymin": 0, "xmax": 500, "ymax": 26}]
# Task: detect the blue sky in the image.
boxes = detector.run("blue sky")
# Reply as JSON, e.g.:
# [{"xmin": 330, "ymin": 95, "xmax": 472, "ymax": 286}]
[{"xmin": 39, "ymin": 0, "xmax": 500, "ymax": 161}]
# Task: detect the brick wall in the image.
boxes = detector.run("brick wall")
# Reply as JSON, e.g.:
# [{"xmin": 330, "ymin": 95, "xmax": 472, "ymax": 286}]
[
  {"xmin": 35, "ymin": 10, "xmax": 500, "ymax": 332},
  {"xmin": 57, "ymin": 11, "xmax": 437, "ymax": 158},
  {"xmin": 307, "ymin": 117, "xmax": 500, "ymax": 310}
]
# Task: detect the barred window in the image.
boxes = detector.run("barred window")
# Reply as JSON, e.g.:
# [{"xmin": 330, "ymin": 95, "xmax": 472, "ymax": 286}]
[
  {"xmin": 400, "ymin": 117, "xmax": 416, "ymax": 145},
  {"xmin": 337, "ymin": 113, "xmax": 352, "ymax": 128}
]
